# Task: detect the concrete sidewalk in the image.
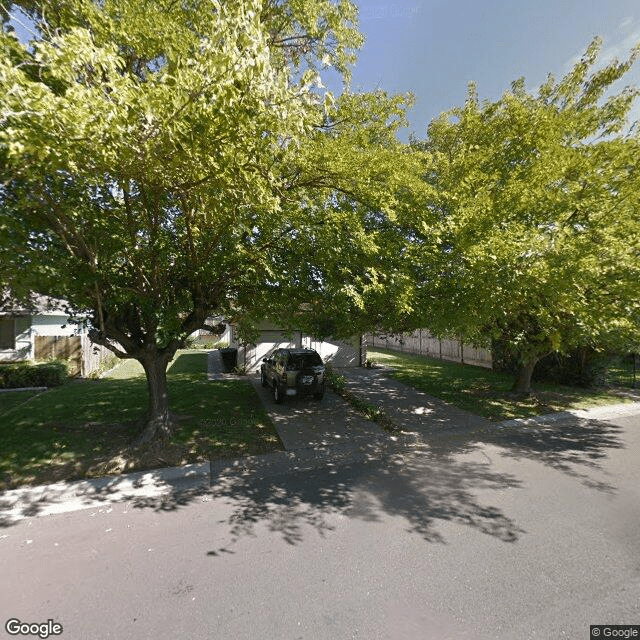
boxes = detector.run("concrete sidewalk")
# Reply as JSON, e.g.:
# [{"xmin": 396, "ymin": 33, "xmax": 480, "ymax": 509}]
[
  {"xmin": 335, "ymin": 365, "xmax": 640, "ymax": 441},
  {"xmin": 4, "ymin": 357, "xmax": 639, "ymax": 526},
  {"xmin": 336, "ymin": 366, "xmax": 492, "ymax": 437}
]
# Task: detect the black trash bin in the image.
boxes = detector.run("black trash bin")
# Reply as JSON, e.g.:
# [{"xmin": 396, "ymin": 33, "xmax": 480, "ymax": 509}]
[{"xmin": 219, "ymin": 347, "xmax": 238, "ymax": 373}]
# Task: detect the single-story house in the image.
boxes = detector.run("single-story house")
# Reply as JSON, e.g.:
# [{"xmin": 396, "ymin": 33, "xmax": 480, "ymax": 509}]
[
  {"xmin": 203, "ymin": 319, "xmax": 365, "ymax": 372},
  {"xmin": 0, "ymin": 295, "xmax": 86, "ymax": 363}
]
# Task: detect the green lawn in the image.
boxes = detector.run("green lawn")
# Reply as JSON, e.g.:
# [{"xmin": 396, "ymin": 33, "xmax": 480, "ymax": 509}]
[
  {"xmin": 368, "ymin": 348, "xmax": 633, "ymax": 421},
  {"xmin": 0, "ymin": 350, "xmax": 282, "ymax": 490},
  {"xmin": 0, "ymin": 389, "xmax": 43, "ymax": 416},
  {"xmin": 606, "ymin": 356, "xmax": 638, "ymax": 389}
]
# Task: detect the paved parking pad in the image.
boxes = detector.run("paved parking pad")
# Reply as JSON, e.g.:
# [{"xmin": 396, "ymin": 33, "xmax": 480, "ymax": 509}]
[{"xmin": 247, "ymin": 374, "xmax": 388, "ymax": 451}]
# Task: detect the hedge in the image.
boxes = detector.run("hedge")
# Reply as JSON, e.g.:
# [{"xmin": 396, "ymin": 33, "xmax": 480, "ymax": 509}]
[{"xmin": 0, "ymin": 361, "xmax": 68, "ymax": 389}]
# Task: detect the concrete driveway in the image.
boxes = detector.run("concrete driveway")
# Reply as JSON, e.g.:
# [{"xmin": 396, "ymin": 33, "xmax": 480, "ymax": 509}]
[
  {"xmin": 2, "ymin": 409, "xmax": 639, "ymax": 640},
  {"xmin": 2, "ymin": 357, "xmax": 640, "ymax": 639},
  {"xmin": 247, "ymin": 373, "xmax": 389, "ymax": 451}
]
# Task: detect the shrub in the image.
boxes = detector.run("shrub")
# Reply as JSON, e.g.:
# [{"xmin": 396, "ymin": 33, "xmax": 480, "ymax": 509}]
[
  {"xmin": 183, "ymin": 336, "xmax": 229, "ymax": 349},
  {"xmin": 324, "ymin": 365, "xmax": 346, "ymax": 392},
  {"xmin": 533, "ymin": 348, "xmax": 615, "ymax": 387},
  {"xmin": 0, "ymin": 360, "xmax": 68, "ymax": 389}
]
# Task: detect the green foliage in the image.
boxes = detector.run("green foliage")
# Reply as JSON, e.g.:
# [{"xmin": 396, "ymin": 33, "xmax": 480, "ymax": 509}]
[
  {"xmin": 409, "ymin": 37, "xmax": 640, "ymax": 388},
  {"xmin": 532, "ymin": 348, "xmax": 615, "ymax": 387},
  {"xmin": 606, "ymin": 353, "xmax": 639, "ymax": 388},
  {"xmin": 324, "ymin": 364, "xmax": 346, "ymax": 391},
  {"xmin": 0, "ymin": 0, "xmax": 422, "ymax": 435},
  {"xmin": 86, "ymin": 354, "xmax": 119, "ymax": 379},
  {"xmin": 184, "ymin": 336, "xmax": 228, "ymax": 350},
  {"xmin": 183, "ymin": 336, "xmax": 197, "ymax": 349},
  {"xmin": 324, "ymin": 362, "xmax": 395, "ymax": 430},
  {"xmin": 0, "ymin": 360, "xmax": 68, "ymax": 388}
]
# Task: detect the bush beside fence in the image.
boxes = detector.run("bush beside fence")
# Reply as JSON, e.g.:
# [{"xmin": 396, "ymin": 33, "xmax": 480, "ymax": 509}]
[{"xmin": 0, "ymin": 361, "xmax": 68, "ymax": 388}]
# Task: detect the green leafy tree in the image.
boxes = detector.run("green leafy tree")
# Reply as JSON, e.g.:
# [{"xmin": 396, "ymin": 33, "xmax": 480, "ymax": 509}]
[
  {"xmin": 0, "ymin": 0, "xmax": 419, "ymax": 440},
  {"xmin": 248, "ymin": 90, "xmax": 429, "ymax": 341},
  {"xmin": 410, "ymin": 38, "xmax": 640, "ymax": 393}
]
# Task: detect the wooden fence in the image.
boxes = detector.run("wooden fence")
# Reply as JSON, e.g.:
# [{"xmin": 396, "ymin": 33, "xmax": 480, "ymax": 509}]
[
  {"xmin": 368, "ymin": 330, "xmax": 493, "ymax": 369},
  {"xmin": 34, "ymin": 335, "xmax": 115, "ymax": 377}
]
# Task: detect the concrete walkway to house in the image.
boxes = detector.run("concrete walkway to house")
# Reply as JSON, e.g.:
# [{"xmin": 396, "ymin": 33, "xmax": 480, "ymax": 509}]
[
  {"xmin": 207, "ymin": 349, "xmax": 225, "ymax": 380},
  {"xmin": 335, "ymin": 366, "xmax": 493, "ymax": 439}
]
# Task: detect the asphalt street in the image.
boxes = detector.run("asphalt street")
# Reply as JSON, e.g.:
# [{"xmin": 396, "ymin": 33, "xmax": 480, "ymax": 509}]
[{"xmin": 1, "ymin": 411, "xmax": 639, "ymax": 640}]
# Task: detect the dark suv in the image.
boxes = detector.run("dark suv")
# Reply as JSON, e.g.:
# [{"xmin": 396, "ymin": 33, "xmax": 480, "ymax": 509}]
[{"xmin": 260, "ymin": 348, "xmax": 326, "ymax": 403}]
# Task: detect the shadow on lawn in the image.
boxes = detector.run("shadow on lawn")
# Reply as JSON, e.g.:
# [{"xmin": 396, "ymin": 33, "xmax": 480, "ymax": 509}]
[
  {"xmin": 0, "ymin": 364, "xmax": 628, "ymax": 550},
  {"xmin": 0, "ymin": 411, "xmax": 625, "ymax": 541}
]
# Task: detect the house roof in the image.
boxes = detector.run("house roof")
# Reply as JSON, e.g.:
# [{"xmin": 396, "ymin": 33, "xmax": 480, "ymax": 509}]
[{"xmin": 0, "ymin": 291, "xmax": 70, "ymax": 316}]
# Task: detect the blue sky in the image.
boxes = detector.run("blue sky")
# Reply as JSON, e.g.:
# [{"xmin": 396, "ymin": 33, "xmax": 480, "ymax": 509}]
[
  {"xmin": 7, "ymin": 1, "xmax": 640, "ymax": 140},
  {"xmin": 350, "ymin": 0, "xmax": 640, "ymax": 139}
]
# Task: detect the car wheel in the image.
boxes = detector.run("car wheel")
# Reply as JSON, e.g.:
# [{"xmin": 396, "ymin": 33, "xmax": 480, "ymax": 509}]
[
  {"xmin": 313, "ymin": 392, "xmax": 324, "ymax": 401},
  {"xmin": 261, "ymin": 369, "xmax": 268, "ymax": 387},
  {"xmin": 273, "ymin": 382, "xmax": 284, "ymax": 404}
]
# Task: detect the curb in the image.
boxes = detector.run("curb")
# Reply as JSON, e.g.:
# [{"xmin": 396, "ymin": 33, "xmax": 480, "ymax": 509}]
[
  {"xmin": 495, "ymin": 401, "xmax": 640, "ymax": 430},
  {"xmin": 209, "ymin": 435, "xmax": 405, "ymax": 483},
  {"xmin": 0, "ymin": 462, "xmax": 210, "ymax": 525},
  {"xmin": 3, "ymin": 401, "xmax": 639, "ymax": 525}
]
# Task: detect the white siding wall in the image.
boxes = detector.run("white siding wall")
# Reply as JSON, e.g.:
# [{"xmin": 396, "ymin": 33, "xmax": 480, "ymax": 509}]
[
  {"xmin": 232, "ymin": 328, "xmax": 362, "ymax": 372},
  {"xmin": 31, "ymin": 314, "xmax": 83, "ymax": 337},
  {"xmin": 0, "ymin": 313, "xmax": 86, "ymax": 362},
  {"xmin": 0, "ymin": 316, "xmax": 32, "ymax": 362}
]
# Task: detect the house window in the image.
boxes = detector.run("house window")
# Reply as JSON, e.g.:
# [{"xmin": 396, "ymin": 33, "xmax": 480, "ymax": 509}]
[{"xmin": 0, "ymin": 317, "xmax": 15, "ymax": 349}]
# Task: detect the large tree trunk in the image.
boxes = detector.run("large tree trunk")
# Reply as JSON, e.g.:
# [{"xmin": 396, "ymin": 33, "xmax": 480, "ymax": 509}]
[
  {"xmin": 137, "ymin": 354, "xmax": 175, "ymax": 444},
  {"xmin": 511, "ymin": 359, "xmax": 538, "ymax": 395}
]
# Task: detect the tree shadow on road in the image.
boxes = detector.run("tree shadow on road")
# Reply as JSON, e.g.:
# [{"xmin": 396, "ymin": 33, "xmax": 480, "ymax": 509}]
[
  {"xmin": 200, "ymin": 412, "xmax": 626, "ymax": 550},
  {"xmin": 203, "ymin": 444, "xmax": 524, "ymax": 553},
  {"xmin": 0, "ymin": 413, "xmax": 625, "ymax": 547},
  {"xmin": 475, "ymin": 417, "xmax": 623, "ymax": 493}
]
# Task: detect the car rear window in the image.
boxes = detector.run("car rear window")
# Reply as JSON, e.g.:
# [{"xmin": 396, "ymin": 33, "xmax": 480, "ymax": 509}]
[{"xmin": 287, "ymin": 352, "xmax": 323, "ymax": 369}]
